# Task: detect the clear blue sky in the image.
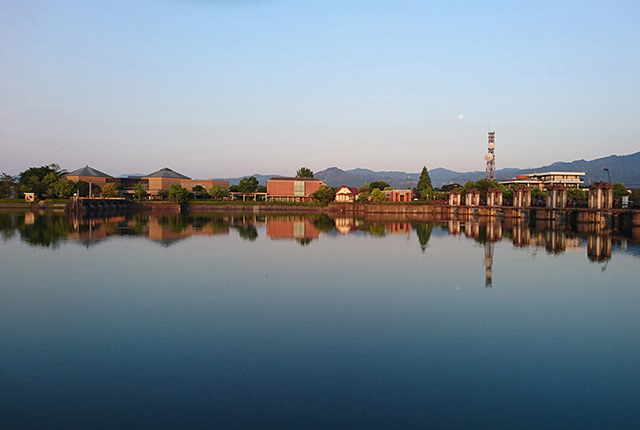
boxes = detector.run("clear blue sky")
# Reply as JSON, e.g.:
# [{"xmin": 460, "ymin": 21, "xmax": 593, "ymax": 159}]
[{"xmin": 1, "ymin": 0, "xmax": 639, "ymax": 178}]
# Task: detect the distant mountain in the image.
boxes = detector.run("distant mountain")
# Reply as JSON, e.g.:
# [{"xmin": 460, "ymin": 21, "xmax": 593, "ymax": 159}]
[
  {"xmin": 315, "ymin": 152, "xmax": 640, "ymax": 189},
  {"xmin": 315, "ymin": 167, "xmax": 479, "ymax": 189},
  {"xmin": 216, "ymin": 174, "xmax": 283, "ymax": 186},
  {"xmin": 117, "ymin": 173, "xmax": 146, "ymax": 178},
  {"xmin": 486, "ymin": 152, "xmax": 640, "ymax": 188},
  {"xmin": 216, "ymin": 152, "xmax": 640, "ymax": 189}
]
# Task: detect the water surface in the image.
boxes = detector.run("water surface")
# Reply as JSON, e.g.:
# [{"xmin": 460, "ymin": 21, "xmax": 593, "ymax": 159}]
[{"xmin": 1, "ymin": 211, "xmax": 638, "ymax": 429}]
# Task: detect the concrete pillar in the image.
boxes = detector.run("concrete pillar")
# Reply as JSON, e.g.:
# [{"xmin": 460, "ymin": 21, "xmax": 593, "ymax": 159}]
[
  {"xmin": 513, "ymin": 187, "xmax": 531, "ymax": 208},
  {"xmin": 546, "ymin": 185, "xmax": 567, "ymax": 209},
  {"xmin": 487, "ymin": 188, "xmax": 503, "ymax": 207},
  {"xmin": 449, "ymin": 191, "xmax": 461, "ymax": 206},
  {"xmin": 588, "ymin": 182, "xmax": 613, "ymax": 210},
  {"xmin": 465, "ymin": 190, "xmax": 480, "ymax": 206}
]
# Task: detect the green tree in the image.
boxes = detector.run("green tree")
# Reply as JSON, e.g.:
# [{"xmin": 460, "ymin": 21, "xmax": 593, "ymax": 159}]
[
  {"xmin": 368, "ymin": 181, "xmax": 390, "ymax": 191},
  {"xmin": 531, "ymin": 187, "xmax": 546, "ymax": 200},
  {"xmin": 630, "ymin": 188, "xmax": 640, "ymax": 201},
  {"xmin": 0, "ymin": 173, "xmax": 17, "ymax": 198},
  {"xmin": 612, "ymin": 183, "xmax": 629, "ymax": 199},
  {"xmin": 54, "ymin": 178, "xmax": 75, "ymax": 199},
  {"xmin": 168, "ymin": 184, "xmax": 193, "ymax": 203},
  {"xmin": 433, "ymin": 191, "xmax": 449, "ymax": 200},
  {"xmin": 357, "ymin": 189, "xmax": 370, "ymax": 202},
  {"xmin": 42, "ymin": 172, "xmax": 60, "ymax": 199},
  {"xmin": 191, "ymin": 185, "xmax": 207, "ymax": 198},
  {"xmin": 441, "ymin": 183, "xmax": 462, "ymax": 192},
  {"xmin": 370, "ymin": 188, "xmax": 386, "ymax": 202},
  {"xmin": 101, "ymin": 183, "xmax": 119, "ymax": 198},
  {"xmin": 416, "ymin": 167, "xmax": 433, "ymax": 200},
  {"xmin": 256, "ymin": 185, "xmax": 267, "ymax": 193},
  {"xmin": 133, "ymin": 182, "xmax": 148, "ymax": 200},
  {"xmin": 311, "ymin": 185, "xmax": 335, "ymax": 204},
  {"xmin": 75, "ymin": 181, "xmax": 89, "ymax": 197},
  {"xmin": 157, "ymin": 189, "xmax": 169, "ymax": 200},
  {"xmin": 567, "ymin": 187, "xmax": 586, "ymax": 201},
  {"xmin": 209, "ymin": 184, "xmax": 230, "ymax": 199},
  {"xmin": 296, "ymin": 167, "xmax": 314, "ymax": 178},
  {"xmin": 238, "ymin": 176, "xmax": 258, "ymax": 194},
  {"xmin": 17, "ymin": 164, "xmax": 66, "ymax": 199},
  {"xmin": 473, "ymin": 179, "xmax": 506, "ymax": 200}
]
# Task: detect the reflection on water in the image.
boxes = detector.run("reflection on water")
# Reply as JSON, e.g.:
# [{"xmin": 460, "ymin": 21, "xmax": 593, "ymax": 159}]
[
  {"xmin": 0, "ymin": 210, "xmax": 635, "ymax": 264},
  {"xmin": 0, "ymin": 210, "xmax": 638, "ymax": 264}
]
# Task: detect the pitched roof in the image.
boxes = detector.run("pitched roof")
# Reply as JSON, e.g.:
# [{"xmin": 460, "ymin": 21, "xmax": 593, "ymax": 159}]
[
  {"xmin": 65, "ymin": 165, "xmax": 112, "ymax": 178},
  {"xmin": 336, "ymin": 185, "xmax": 359, "ymax": 195},
  {"xmin": 143, "ymin": 168, "xmax": 191, "ymax": 179}
]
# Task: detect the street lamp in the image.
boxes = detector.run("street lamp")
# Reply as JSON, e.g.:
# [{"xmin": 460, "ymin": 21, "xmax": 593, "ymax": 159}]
[{"xmin": 603, "ymin": 168, "xmax": 611, "ymax": 184}]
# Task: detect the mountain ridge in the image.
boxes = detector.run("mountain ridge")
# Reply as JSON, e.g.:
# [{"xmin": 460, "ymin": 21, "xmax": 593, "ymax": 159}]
[{"xmin": 217, "ymin": 152, "xmax": 640, "ymax": 189}]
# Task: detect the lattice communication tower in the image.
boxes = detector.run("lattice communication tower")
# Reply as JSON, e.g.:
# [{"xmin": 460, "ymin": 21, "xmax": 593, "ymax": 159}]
[{"xmin": 484, "ymin": 131, "xmax": 496, "ymax": 180}]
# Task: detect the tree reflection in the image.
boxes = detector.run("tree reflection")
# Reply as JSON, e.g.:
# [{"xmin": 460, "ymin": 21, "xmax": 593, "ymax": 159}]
[
  {"xmin": 313, "ymin": 214, "xmax": 335, "ymax": 233},
  {"xmin": 297, "ymin": 238, "xmax": 313, "ymax": 247},
  {"xmin": 18, "ymin": 212, "xmax": 74, "ymax": 248},
  {"xmin": 414, "ymin": 222, "xmax": 433, "ymax": 252},
  {"xmin": 234, "ymin": 224, "xmax": 258, "ymax": 241}
]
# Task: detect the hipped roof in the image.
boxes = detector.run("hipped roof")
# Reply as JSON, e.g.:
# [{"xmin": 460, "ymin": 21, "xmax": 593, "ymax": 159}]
[
  {"xmin": 65, "ymin": 165, "xmax": 112, "ymax": 178},
  {"xmin": 143, "ymin": 167, "xmax": 190, "ymax": 179}
]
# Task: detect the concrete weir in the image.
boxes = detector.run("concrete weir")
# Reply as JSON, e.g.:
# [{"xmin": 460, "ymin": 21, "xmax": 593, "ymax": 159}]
[
  {"xmin": 65, "ymin": 198, "xmax": 129, "ymax": 215},
  {"xmin": 326, "ymin": 202, "xmax": 639, "ymax": 232}
]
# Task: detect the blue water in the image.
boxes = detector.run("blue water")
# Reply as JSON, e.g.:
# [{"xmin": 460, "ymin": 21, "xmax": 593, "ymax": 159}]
[{"xmin": 0, "ymin": 212, "xmax": 638, "ymax": 429}]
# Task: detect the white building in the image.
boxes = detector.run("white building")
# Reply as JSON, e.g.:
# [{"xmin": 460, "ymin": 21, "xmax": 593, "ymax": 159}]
[{"xmin": 500, "ymin": 172, "xmax": 584, "ymax": 189}]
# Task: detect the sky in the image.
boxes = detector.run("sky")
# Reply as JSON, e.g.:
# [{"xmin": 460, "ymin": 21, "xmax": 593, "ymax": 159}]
[{"xmin": 1, "ymin": 0, "xmax": 639, "ymax": 178}]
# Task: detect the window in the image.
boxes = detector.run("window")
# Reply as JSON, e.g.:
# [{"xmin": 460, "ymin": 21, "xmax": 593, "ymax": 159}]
[{"xmin": 294, "ymin": 181, "xmax": 305, "ymax": 196}]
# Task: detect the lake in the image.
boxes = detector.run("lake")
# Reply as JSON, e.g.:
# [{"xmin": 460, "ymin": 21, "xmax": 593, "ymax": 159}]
[{"xmin": 1, "ymin": 210, "xmax": 639, "ymax": 429}]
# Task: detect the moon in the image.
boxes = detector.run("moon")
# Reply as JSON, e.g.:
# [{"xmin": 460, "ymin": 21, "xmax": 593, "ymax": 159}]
[{"xmin": 458, "ymin": 114, "xmax": 464, "ymax": 119}]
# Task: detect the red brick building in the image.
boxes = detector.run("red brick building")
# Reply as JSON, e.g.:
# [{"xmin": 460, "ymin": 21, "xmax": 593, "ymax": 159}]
[
  {"xmin": 383, "ymin": 189, "xmax": 413, "ymax": 202},
  {"xmin": 267, "ymin": 177, "xmax": 327, "ymax": 202}
]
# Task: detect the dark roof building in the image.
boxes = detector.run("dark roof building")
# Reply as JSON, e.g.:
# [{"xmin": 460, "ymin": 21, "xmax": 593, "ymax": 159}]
[
  {"xmin": 143, "ymin": 168, "xmax": 191, "ymax": 179},
  {"xmin": 64, "ymin": 165, "xmax": 114, "ymax": 188},
  {"xmin": 65, "ymin": 165, "xmax": 112, "ymax": 178},
  {"xmin": 143, "ymin": 168, "xmax": 191, "ymax": 196}
]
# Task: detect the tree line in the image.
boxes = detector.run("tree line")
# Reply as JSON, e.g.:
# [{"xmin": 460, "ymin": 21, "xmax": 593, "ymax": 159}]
[{"xmin": 2, "ymin": 164, "xmax": 639, "ymax": 203}]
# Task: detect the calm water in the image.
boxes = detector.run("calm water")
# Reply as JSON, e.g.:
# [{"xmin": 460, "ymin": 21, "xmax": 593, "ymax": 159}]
[{"xmin": 1, "ymin": 210, "xmax": 639, "ymax": 430}]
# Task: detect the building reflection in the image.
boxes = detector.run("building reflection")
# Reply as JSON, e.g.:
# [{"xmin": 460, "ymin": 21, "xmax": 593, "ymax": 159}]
[
  {"xmin": 0, "ymin": 211, "xmax": 635, "ymax": 271},
  {"xmin": 334, "ymin": 217, "xmax": 359, "ymax": 235},
  {"xmin": 266, "ymin": 216, "xmax": 320, "ymax": 242},
  {"xmin": 510, "ymin": 219, "xmax": 532, "ymax": 248},
  {"xmin": 587, "ymin": 235, "xmax": 612, "ymax": 263},
  {"xmin": 68, "ymin": 214, "xmax": 230, "ymax": 246}
]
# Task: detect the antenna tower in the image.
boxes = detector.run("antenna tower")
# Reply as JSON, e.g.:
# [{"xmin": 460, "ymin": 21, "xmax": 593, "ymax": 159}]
[{"xmin": 484, "ymin": 131, "xmax": 496, "ymax": 180}]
